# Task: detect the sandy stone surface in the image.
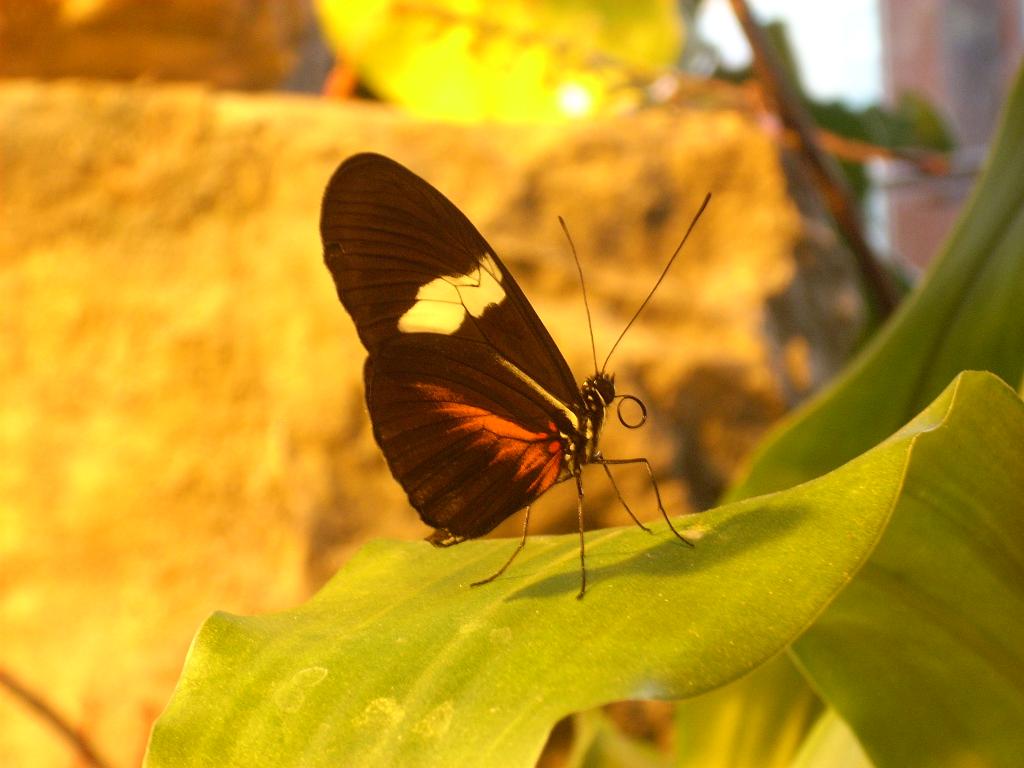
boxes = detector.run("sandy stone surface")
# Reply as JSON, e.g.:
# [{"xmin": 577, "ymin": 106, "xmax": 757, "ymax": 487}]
[{"xmin": 0, "ymin": 79, "xmax": 863, "ymax": 766}]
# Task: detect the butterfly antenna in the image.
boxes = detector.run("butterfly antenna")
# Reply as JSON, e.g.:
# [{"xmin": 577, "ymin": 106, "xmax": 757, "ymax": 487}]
[
  {"xmin": 600, "ymin": 192, "xmax": 711, "ymax": 372},
  {"xmin": 559, "ymin": 216, "xmax": 600, "ymax": 375}
]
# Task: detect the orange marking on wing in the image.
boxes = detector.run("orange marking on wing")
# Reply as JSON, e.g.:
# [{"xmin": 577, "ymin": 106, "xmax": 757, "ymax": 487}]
[
  {"xmin": 414, "ymin": 381, "xmax": 562, "ymax": 493},
  {"xmin": 416, "ymin": 384, "xmax": 549, "ymax": 442},
  {"xmin": 530, "ymin": 452, "xmax": 562, "ymax": 494},
  {"xmin": 475, "ymin": 411, "xmax": 549, "ymax": 442}
]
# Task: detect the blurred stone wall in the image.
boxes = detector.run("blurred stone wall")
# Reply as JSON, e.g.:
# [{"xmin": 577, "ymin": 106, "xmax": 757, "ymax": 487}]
[
  {"xmin": 0, "ymin": 79, "xmax": 863, "ymax": 767},
  {"xmin": 0, "ymin": 0, "xmax": 312, "ymax": 88}
]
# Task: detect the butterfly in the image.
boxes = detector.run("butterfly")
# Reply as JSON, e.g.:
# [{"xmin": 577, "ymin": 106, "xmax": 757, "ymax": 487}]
[{"xmin": 320, "ymin": 153, "xmax": 709, "ymax": 598}]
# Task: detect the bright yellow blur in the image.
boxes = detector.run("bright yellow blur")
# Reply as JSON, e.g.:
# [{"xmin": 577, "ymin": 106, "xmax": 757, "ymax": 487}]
[{"xmin": 315, "ymin": 0, "xmax": 686, "ymax": 121}]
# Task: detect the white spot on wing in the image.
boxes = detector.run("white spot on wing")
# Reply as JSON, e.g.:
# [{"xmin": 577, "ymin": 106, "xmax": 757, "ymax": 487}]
[
  {"xmin": 397, "ymin": 285, "xmax": 465, "ymax": 333},
  {"xmin": 398, "ymin": 253, "xmax": 505, "ymax": 334}
]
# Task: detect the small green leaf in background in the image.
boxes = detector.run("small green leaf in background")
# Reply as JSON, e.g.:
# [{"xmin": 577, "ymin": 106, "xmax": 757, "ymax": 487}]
[
  {"xmin": 144, "ymin": 372, "xmax": 1023, "ymax": 767},
  {"xmin": 315, "ymin": 0, "xmax": 685, "ymax": 120}
]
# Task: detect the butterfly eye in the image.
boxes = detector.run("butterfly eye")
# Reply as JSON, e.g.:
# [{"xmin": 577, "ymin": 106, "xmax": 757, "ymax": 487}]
[{"xmin": 616, "ymin": 394, "xmax": 648, "ymax": 430}]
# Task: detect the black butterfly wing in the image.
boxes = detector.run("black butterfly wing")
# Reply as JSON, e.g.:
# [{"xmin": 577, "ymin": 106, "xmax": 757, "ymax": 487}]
[
  {"xmin": 320, "ymin": 153, "xmax": 582, "ymax": 539},
  {"xmin": 320, "ymin": 153, "xmax": 580, "ymax": 407}
]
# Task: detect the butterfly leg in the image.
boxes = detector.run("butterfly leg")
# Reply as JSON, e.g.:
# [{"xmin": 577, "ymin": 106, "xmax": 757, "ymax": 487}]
[
  {"xmin": 575, "ymin": 470, "xmax": 588, "ymax": 600},
  {"xmin": 470, "ymin": 505, "xmax": 532, "ymax": 587},
  {"xmin": 596, "ymin": 457, "xmax": 694, "ymax": 547},
  {"xmin": 599, "ymin": 463, "xmax": 653, "ymax": 533}
]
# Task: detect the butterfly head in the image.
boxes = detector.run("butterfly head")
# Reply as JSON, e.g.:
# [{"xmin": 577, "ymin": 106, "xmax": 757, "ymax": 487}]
[{"xmin": 582, "ymin": 373, "xmax": 616, "ymax": 412}]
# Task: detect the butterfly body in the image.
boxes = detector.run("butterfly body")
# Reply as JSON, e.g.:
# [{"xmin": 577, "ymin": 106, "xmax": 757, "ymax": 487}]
[{"xmin": 321, "ymin": 153, "xmax": 697, "ymax": 596}]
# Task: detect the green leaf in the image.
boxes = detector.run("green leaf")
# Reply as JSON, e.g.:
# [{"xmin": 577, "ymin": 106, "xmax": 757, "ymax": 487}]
[
  {"xmin": 792, "ymin": 374, "xmax": 1024, "ymax": 767},
  {"xmin": 727, "ymin": 62, "xmax": 1024, "ymax": 502},
  {"xmin": 144, "ymin": 373, "xmax": 1022, "ymax": 767}
]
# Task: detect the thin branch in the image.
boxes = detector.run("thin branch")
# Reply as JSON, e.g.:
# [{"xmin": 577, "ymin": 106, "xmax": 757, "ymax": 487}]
[
  {"xmin": 729, "ymin": 0, "xmax": 901, "ymax": 315},
  {"xmin": 0, "ymin": 668, "xmax": 113, "ymax": 768},
  {"xmin": 803, "ymin": 129, "xmax": 951, "ymax": 176}
]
